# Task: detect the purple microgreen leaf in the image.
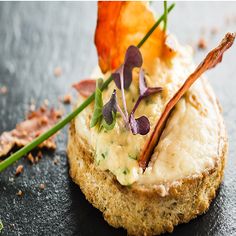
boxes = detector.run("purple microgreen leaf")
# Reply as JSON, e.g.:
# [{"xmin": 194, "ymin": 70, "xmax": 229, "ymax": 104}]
[
  {"xmin": 144, "ymin": 87, "xmax": 163, "ymax": 96},
  {"xmin": 112, "ymin": 65, "xmax": 122, "ymax": 89},
  {"xmin": 102, "ymin": 89, "xmax": 117, "ymax": 125},
  {"xmin": 101, "ymin": 111, "xmax": 116, "ymax": 131},
  {"xmin": 125, "ymin": 45, "xmax": 143, "ymax": 68},
  {"xmin": 113, "ymin": 46, "xmax": 143, "ymax": 90},
  {"xmin": 123, "ymin": 46, "xmax": 143, "ymax": 89},
  {"xmin": 139, "ymin": 69, "xmax": 163, "ymax": 97},
  {"xmin": 111, "ymin": 47, "xmax": 163, "ymax": 136},
  {"xmin": 126, "ymin": 69, "xmax": 163, "ymax": 135},
  {"xmin": 129, "ymin": 113, "xmax": 150, "ymax": 135}
]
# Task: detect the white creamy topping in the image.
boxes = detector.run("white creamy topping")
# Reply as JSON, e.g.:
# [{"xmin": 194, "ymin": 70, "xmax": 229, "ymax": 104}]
[{"xmin": 75, "ymin": 44, "xmax": 220, "ymax": 186}]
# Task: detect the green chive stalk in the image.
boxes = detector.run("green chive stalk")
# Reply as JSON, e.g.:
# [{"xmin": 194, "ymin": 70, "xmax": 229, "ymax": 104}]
[
  {"xmin": 163, "ymin": 1, "xmax": 168, "ymax": 32},
  {"xmin": 0, "ymin": 3, "xmax": 175, "ymax": 172}
]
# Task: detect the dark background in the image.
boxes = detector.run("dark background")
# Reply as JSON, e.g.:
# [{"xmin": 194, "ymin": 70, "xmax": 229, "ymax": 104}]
[{"xmin": 0, "ymin": 2, "xmax": 236, "ymax": 236}]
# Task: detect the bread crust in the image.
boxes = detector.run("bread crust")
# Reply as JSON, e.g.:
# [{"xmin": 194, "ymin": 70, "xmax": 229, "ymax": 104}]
[{"xmin": 67, "ymin": 80, "xmax": 228, "ymax": 235}]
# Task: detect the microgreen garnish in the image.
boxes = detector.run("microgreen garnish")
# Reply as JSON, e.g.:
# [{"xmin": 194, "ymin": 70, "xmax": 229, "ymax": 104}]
[
  {"xmin": 102, "ymin": 90, "xmax": 117, "ymax": 126},
  {"xmin": 111, "ymin": 47, "xmax": 163, "ymax": 135},
  {"xmin": 139, "ymin": 69, "xmax": 163, "ymax": 98},
  {"xmin": 90, "ymin": 79, "xmax": 103, "ymax": 128},
  {"xmin": 0, "ymin": 3, "xmax": 175, "ymax": 173},
  {"xmin": 129, "ymin": 69, "xmax": 163, "ymax": 135},
  {"xmin": 101, "ymin": 111, "xmax": 116, "ymax": 131},
  {"xmin": 129, "ymin": 114, "xmax": 150, "ymax": 135},
  {"xmin": 90, "ymin": 80, "xmax": 118, "ymax": 130},
  {"xmin": 113, "ymin": 46, "xmax": 143, "ymax": 89},
  {"xmin": 128, "ymin": 154, "xmax": 138, "ymax": 160}
]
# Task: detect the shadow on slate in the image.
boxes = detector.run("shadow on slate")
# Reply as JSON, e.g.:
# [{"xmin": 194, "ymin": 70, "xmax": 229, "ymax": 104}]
[{"xmin": 0, "ymin": 2, "xmax": 236, "ymax": 236}]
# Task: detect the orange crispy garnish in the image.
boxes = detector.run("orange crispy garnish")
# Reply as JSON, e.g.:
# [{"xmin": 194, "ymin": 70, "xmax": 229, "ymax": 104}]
[
  {"xmin": 95, "ymin": 1, "xmax": 176, "ymax": 75},
  {"xmin": 139, "ymin": 33, "xmax": 235, "ymax": 169}
]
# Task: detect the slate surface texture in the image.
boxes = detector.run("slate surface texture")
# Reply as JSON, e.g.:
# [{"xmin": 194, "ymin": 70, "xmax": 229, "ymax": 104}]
[{"xmin": 0, "ymin": 2, "xmax": 236, "ymax": 236}]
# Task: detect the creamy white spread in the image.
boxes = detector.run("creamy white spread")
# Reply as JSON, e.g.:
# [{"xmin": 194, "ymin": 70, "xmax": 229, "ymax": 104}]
[{"xmin": 75, "ymin": 43, "xmax": 220, "ymax": 186}]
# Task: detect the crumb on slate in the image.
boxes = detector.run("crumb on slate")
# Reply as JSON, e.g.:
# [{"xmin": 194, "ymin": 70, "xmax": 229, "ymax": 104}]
[
  {"xmin": 62, "ymin": 94, "xmax": 72, "ymax": 104},
  {"xmin": 198, "ymin": 38, "xmax": 207, "ymax": 49},
  {"xmin": 16, "ymin": 190, "xmax": 23, "ymax": 196},
  {"xmin": 53, "ymin": 155, "xmax": 60, "ymax": 165},
  {"xmin": 0, "ymin": 86, "xmax": 8, "ymax": 94},
  {"xmin": 37, "ymin": 151, "xmax": 43, "ymax": 159},
  {"xmin": 27, "ymin": 151, "xmax": 43, "ymax": 164},
  {"xmin": 9, "ymin": 223, "xmax": 15, "ymax": 229},
  {"xmin": 15, "ymin": 165, "xmax": 24, "ymax": 176},
  {"xmin": 9, "ymin": 177, "xmax": 14, "ymax": 183},
  {"xmin": 54, "ymin": 67, "xmax": 62, "ymax": 77},
  {"xmin": 35, "ymin": 151, "xmax": 43, "ymax": 163},
  {"xmin": 39, "ymin": 183, "xmax": 45, "ymax": 190},
  {"xmin": 27, "ymin": 153, "xmax": 35, "ymax": 164}
]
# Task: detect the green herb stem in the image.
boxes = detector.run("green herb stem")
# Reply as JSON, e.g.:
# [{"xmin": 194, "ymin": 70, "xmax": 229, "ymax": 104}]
[
  {"xmin": 163, "ymin": 1, "xmax": 168, "ymax": 32},
  {"xmin": 0, "ymin": 3, "xmax": 175, "ymax": 173},
  {"xmin": 137, "ymin": 2, "xmax": 174, "ymax": 48}
]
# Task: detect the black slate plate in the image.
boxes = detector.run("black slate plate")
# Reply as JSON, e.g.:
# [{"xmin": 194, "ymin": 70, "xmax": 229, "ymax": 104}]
[{"xmin": 0, "ymin": 2, "xmax": 236, "ymax": 236}]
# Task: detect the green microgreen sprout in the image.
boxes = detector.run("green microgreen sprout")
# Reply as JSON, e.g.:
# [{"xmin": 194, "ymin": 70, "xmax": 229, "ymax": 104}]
[
  {"xmin": 128, "ymin": 154, "xmax": 138, "ymax": 160},
  {"xmin": 90, "ymin": 79, "xmax": 103, "ymax": 128}
]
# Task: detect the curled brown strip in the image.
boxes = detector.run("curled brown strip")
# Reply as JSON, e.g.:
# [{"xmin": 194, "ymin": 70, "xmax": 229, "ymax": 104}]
[{"xmin": 139, "ymin": 32, "xmax": 235, "ymax": 169}]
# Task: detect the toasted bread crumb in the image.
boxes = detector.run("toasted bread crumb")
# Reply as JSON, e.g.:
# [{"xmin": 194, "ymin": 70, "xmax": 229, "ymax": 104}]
[
  {"xmin": 63, "ymin": 94, "xmax": 72, "ymax": 104},
  {"xmin": 9, "ymin": 223, "xmax": 15, "ymax": 229},
  {"xmin": 37, "ymin": 151, "xmax": 43, "ymax": 159},
  {"xmin": 16, "ymin": 190, "xmax": 23, "ymax": 196},
  {"xmin": 39, "ymin": 183, "xmax": 45, "ymax": 190},
  {"xmin": 198, "ymin": 38, "xmax": 207, "ymax": 49},
  {"xmin": 9, "ymin": 177, "xmax": 14, "ymax": 183},
  {"xmin": 27, "ymin": 153, "xmax": 35, "ymax": 164},
  {"xmin": 0, "ymin": 86, "xmax": 8, "ymax": 94},
  {"xmin": 35, "ymin": 156, "xmax": 39, "ymax": 163},
  {"xmin": 54, "ymin": 67, "xmax": 62, "ymax": 77},
  {"xmin": 53, "ymin": 157, "xmax": 59, "ymax": 165},
  {"xmin": 15, "ymin": 165, "xmax": 24, "ymax": 176}
]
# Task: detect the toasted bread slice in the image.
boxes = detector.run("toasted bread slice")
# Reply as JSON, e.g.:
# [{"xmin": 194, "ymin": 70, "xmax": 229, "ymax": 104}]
[
  {"xmin": 67, "ymin": 77, "xmax": 227, "ymax": 235},
  {"xmin": 67, "ymin": 2, "xmax": 229, "ymax": 234}
]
